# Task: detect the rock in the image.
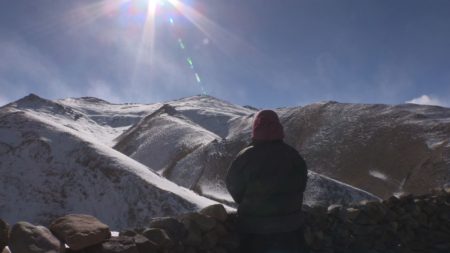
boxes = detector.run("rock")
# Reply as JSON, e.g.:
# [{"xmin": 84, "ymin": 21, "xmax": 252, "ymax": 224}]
[
  {"xmin": 445, "ymin": 187, "xmax": 450, "ymax": 194},
  {"xmin": 134, "ymin": 234, "xmax": 158, "ymax": 253},
  {"xmin": 383, "ymin": 196, "xmax": 400, "ymax": 208},
  {"xmin": 345, "ymin": 207, "xmax": 361, "ymax": 220},
  {"xmin": 179, "ymin": 213, "xmax": 216, "ymax": 232},
  {"xmin": 327, "ymin": 204, "xmax": 343, "ymax": 215},
  {"xmin": 100, "ymin": 236, "xmax": 138, "ymax": 253},
  {"xmin": 199, "ymin": 204, "xmax": 228, "ymax": 222},
  {"xmin": 50, "ymin": 214, "xmax": 111, "ymax": 251},
  {"xmin": 210, "ymin": 246, "xmax": 227, "ymax": 253},
  {"xmin": 223, "ymin": 212, "xmax": 238, "ymax": 233},
  {"xmin": 171, "ymin": 244, "xmax": 185, "ymax": 253},
  {"xmin": 119, "ymin": 230, "xmax": 137, "ymax": 237},
  {"xmin": 142, "ymin": 228, "xmax": 173, "ymax": 249},
  {"xmin": 133, "ymin": 228, "xmax": 145, "ymax": 235},
  {"xmin": 9, "ymin": 222, "xmax": 63, "ymax": 253},
  {"xmin": 184, "ymin": 246, "xmax": 197, "ymax": 253},
  {"xmin": 0, "ymin": 220, "xmax": 8, "ymax": 251},
  {"xmin": 201, "ymin": 231, "xmax": 219, "ymax": 250},
  {"xmin": 182, "ymin": 220, "xmax": 202, "ymax": 246},
  {"xmin": 434, "ymin": 242, "xmax": 450, "ymax": 251},
  {"xmin": 217, "ymin": 234, "xmax": 239, "ymax": 252},
  {"xmin": 303, "ymin": 226, "xmax": 314, "ymax": 247},
  {"xmin": 149, "ymin": 217, "xmax": 187, "ymax": 241},
  {"xmin": 211, "ymin": 223, "xmax": 228, "ymax": 238}
]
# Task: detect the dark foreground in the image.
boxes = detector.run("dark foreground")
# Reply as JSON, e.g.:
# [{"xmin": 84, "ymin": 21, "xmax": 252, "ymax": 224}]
[{"xmin": 1, "ymin": 188, "xmax": 449, "ymax": 253}]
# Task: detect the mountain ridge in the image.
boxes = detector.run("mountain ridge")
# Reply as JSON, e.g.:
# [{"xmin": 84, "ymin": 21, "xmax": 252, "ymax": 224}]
[{"xmin": 1, "ymin": 93, "xmax": 449, "ymax": 229}]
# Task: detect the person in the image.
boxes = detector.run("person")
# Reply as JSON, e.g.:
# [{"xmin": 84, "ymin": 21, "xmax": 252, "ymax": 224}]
[{"xmin": 226, "ymin": 110, "xmax": 308, "ymax": 253}]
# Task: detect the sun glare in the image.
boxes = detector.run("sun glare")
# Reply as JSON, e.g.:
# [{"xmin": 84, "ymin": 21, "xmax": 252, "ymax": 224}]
[{"xmin": 167, "ymin": 0, "xmax": 180, "ymax": 8}]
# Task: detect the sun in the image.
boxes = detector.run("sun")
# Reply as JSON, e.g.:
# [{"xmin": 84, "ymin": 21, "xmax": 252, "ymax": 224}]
[
  {"xmin": 147, "ymin": 0, "xmax": 164, "ymax": 6},
  {"xmin": 143, "ymin": 0, "xmax": 172, "ymax": 8}
]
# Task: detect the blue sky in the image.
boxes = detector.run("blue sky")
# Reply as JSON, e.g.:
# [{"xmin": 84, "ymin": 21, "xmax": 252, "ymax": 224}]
[{"xmin": 1, "ymin": 0, "xmax": 449, "ymax": 108}]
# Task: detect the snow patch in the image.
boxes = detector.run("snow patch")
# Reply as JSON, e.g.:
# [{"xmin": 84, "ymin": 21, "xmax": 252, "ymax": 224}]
[{"xmin": 406, "ymin": 95, "xmax": 448, "ymax": 107}]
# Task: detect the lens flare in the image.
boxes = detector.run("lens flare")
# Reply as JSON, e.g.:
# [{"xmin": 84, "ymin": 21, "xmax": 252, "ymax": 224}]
[
  {"xmin": 64, "ymin": 0, "xmax": 212, "ymax": 95},
  {"xmin": 167, "ymin": 0, "xmax": 180, "ymax": 8}
]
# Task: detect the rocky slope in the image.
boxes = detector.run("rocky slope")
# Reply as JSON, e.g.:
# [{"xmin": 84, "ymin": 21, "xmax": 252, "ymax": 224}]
[{"xmin": 280, "ymin": 102, "xmax": 450, "ymax": 198}]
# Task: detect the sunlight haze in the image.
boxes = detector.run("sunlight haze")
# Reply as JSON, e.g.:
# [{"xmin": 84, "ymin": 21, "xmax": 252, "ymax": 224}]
[{"xmin": 1, "ymin": 0, "xmax": 449, "ymax": 108}]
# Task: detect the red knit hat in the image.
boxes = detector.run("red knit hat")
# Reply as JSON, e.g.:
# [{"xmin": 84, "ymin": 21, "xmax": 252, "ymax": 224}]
[{"xmin": 252, "ymin": 110, "xmax": 284, "ymax": 141}]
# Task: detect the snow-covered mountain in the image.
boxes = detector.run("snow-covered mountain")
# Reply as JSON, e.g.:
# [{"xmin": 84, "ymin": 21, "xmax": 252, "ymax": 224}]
[
  {"xmin": 279, "ymin": 102, "xmax": 450, "ymax": 198},
  {"xmin": 2, "ymin": 94, "xmax": 448, "ymax": 229},
  {"xmin": 0, "ymin": 95, "xmax": 216, "ymax": 229}
]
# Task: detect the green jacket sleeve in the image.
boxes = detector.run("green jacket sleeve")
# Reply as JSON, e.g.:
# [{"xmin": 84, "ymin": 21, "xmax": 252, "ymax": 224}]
[
  {"xmin": 295, "ymin": 153, "xmax": 308, "ymax": 193},
  {"xmin": 226, "ymin": 149, "xmax": 250, "ymax": 204}
]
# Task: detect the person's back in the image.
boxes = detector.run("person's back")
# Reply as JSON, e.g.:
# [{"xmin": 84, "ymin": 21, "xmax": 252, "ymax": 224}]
[{"xmin": 226, "ymin": 110, "xmax": 308, "ymax": 253}]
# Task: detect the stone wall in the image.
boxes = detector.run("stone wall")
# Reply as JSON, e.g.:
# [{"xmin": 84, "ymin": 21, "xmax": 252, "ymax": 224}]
[{"xmin": 1, "ymin": 188, "xmax": 449, "ymax": 253}]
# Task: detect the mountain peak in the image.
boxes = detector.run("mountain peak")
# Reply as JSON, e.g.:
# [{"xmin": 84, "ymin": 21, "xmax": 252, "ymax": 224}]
[
  {"xmin": 10, "ymin": 93, "xmax": 53, "ymax": 109},
  {"xmin": 76, "ymin": 97, "xmax": 112, "ymax": 104},
  {"xmin": 24, "ymin": 93, "xmax": 42, "ymax": 100}
]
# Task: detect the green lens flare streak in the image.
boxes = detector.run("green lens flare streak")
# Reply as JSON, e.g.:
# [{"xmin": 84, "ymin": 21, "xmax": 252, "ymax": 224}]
[
  {"xmin": 177, "ymin": 38, "xmax": 186, "ymax": 49},
  {"xmin": 169, "ymin": 15, "xmax": 206, "ymax": 95},
  {"xmin": 187, "ymin": 57, "xmax": 194, "ymax": 69}
]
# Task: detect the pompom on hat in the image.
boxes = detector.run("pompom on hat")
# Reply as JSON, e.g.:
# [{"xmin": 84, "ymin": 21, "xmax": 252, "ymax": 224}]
[{"xmin": 252, "ymin": 110, "xmax": 284, "ymax": 141}]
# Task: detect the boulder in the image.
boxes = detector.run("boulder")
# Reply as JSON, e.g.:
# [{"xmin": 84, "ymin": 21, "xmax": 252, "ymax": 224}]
[
  {"xmin": 327, "ymin": 204, "xmax": 343, "ymax": 214},
  {"xmin": 100, "ymin": 236, "xmax": 138, "ymax": 253},
  {"xmin": 179, "ymin": 213, "xmax": 216, "ymax": 232},
  {"xmin": 119, "ymin": 230, "xmax": 137, "ymax": 237},
  {"xmin": 199, "ymin": 205, "xmax": 228, "ymax": 222},
  {"xmin": 345, "ymin": 207, "xmax": 361, "ymax": 220},
  {"xmin": 149, "ymin": 217, "xmax": 186, "ymax": 241},
  {"xmin": 0, "ymin": 220, "xmax": 8, "ymax": 251},
  {"xmin": 9, "ymin": 222, "xmax": 63, "ymax": 253},
  {"xmin": 133, "ymin": 234, "xmax": 158, "ymax": 253},
  {"xmin": 182, "ymin": 220, "xmax": 202, "ymax": 246},
  {"xmin": 184, "ymin": 246, "xmax": 197, "ymax": 253},
  {"xmin": 211, "ymin": 223, "xmax": 228, "ymax": 238},
  {"xmin": 217, "ymin": 234, "xmax": 239, "ymax": 252},
  {"xmin": 142, "ymin": 228, "xmax": 173, "ymax": 249},
  {"xmin": 210, "ymin": 247, "xmax": 227, "ymax": 253},
  {"xmin": 201, "ymin": 231, "xmax": 218, "ymax": 250},
  {"xmin": 50, "ymin": 214, "xmax": 110, "ymax": 251}
]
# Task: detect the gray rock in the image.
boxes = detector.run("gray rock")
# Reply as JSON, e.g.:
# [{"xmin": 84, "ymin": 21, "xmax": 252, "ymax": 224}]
[
  {"xmin": 0, "ymin": 220, "xmax": 8, "ymax": 251},
  {"xmin": 345, "ymin": 207, "xmax": 361, "ymax": 220},
  {"xmin": 201, "ymin": 231, "xmax": 218, "ymax": 250},
  {"xmin": 50, "ymin": 214, "xmax": 110, "ymax": 251},
  {"xmin": 199, "ymin": 204, "xmax": 228, "ymax": 222},
  {"xmin": 9, "ymin": 222, "xmax": 63, "ymax": 253},
  {"xmin": 217, "ymin": 234, "xmax": 239, "ymax": 252},
  {"xmin": 133, "ymin": 234, "xmax": 158, "ymax": 253},
  {"xmin": 327, "ymin": 204, "xmax": 343, "ymax": 214},
  {"xmin": 184, "ymin": 246, "xmax": 197, "ymax": 253},
  {"xmin": 179, "ymin": 213, "xmax": 216, "ymax": 232},
  {"xmin": 101, "ymin": 236, "xmax": 138, "ymax": 253},
  {"xmin": 211, "ymin": 223, "xmax": 228, "ymax": 238},
  {"xmin": 142, "ymin": 228, "xmax": 173, "ymax": 249},
  {"xmin": 149, "ymin": 217, "xmax": 186, "ymax": 241},
  {"xmin": 210, "ymin": 247, "xmax": 227, "ymax": 253},
  {"xmin": 119, "ymin": 230, "xmax": 137, "ymax": 237},
  {"xmin": 182, "ymin": 219, "xmax": 202, "ymax": 246}
]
